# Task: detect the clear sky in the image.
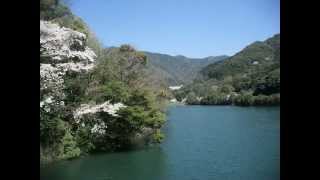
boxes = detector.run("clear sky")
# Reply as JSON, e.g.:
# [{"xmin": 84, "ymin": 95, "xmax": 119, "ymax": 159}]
[{"xmin": 70, "ymin": 0, "xmax": 279, "ymax": 58}]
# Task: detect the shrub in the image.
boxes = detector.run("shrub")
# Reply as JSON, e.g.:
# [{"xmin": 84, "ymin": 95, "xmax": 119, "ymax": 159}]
[
  {"xmin": 119, "ymin": 44, "xmax": 135, "ymax": 52},
  {"xmin": 152, "ymin": 129, "xmax": 165, "ymax": 143},
  {"xmin": 58, "ymin": 131, "xmax": 81, "ymax": 159}
]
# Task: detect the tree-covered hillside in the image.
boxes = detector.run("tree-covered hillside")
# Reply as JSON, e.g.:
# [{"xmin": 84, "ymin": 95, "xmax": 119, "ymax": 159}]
[
  {"xmin": 40, "ymin": 0, "xmax": 168, "ymax": 164},
  {"xmin": 201, "ymin": 34, "xmax": 279, "ymax": 81},
  {"xmin": 174, "ymin": 34, "xmax": 280, "ymax": 106},
  {"xmin": 144, "ymin": 52, "xmax": 228, "ymax": 85}
]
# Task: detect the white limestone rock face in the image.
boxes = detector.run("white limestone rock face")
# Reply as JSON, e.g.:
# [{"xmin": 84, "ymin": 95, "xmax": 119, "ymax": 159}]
[{"xmin": 40, "ymin": 20, "xmax": 96, "ymax": 112}]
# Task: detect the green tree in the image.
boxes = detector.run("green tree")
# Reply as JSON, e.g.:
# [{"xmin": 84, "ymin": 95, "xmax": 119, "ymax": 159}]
[
  {"xmin": 94, "ymin": 81, "xmax": 130, "ymax": 103},
  {"xmin": 75, "ymin": 127, "xmax": 95, "ymax": 153},
  {"xmin": 152, "ymin": 129, "xmax": 165, "ymax": 143},
  {"xmin": 186, "ymin": 92, "xmax": 199, "ymax": 105},
  {"xmin": 233, "ymin": 92, "xmax": 254, "ymax": 106},
  {"xmin": 40, "ymin": 0, "xmax": 71, "ymax": 20},
  {"xmin": 58, "ymin": 130, "xmax": 81, "ymax": 159},
  {"xmin": 219, "ymin": 84, "xmax": 234, "ymax": 94}
]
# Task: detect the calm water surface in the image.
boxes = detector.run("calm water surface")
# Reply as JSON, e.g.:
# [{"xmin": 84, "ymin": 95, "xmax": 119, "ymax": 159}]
[{"xmin": 41, "ymin": 106, "xmax": 280, "ymax": 180}]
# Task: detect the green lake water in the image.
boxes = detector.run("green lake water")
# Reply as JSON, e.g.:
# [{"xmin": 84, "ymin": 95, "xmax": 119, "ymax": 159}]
[{"xmin": 41, "ymin": 105, "xmax": 280, "ymax": 180}]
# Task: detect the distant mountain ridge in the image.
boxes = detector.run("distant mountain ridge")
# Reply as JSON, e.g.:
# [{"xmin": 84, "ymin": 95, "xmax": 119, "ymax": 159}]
[
  {"xmin": 200, "ymin": 34, "xmax": 280, "ymax": 83},
  {"xmin": 172, "ymin": 33, "xmax": 280, "ymax": 106},
  {"xmin": 104, "ymin": 46, "xmax": 229, "ymax": 86},
  {"xmin": 144, "ymin": 51, "xmax": 229, "ymax": 85}
]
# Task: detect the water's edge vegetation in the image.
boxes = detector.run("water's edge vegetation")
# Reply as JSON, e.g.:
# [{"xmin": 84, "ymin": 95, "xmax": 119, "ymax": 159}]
[
  {"xmin": 41, "ymin": 106, "xmax": 280, "ymax": 180},
  {"xmin": 40, "ymin": 0, "xmax": 168, "ymax": 164},
  {"xmin": 40, "ymin": 0, "xmax": 280, "ymax": 165},
  {"xmin": 173, "ymin": 34, "xmax": 280, "ymax": 106}
]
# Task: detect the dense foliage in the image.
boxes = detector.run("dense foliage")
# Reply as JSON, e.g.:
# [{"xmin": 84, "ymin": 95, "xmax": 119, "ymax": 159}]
[
  {"xmin": 173, "ymin": 34, "xmax": 280, "ymax": 106},
  {"xmin": 40, "ymin": 1, "xmax": 168, "ymax": 163}
]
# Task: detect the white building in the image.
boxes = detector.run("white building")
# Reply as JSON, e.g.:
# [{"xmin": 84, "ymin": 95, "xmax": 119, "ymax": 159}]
[{"xmin": 169, "ymin": 85, "xmax": 183, "ymax": 90}]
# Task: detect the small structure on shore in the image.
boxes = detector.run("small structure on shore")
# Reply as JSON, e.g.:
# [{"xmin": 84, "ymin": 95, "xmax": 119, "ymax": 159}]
[
  {"xmin": 169, "ymin": 85, "xmax": 183, "ymax": 90},
  {"xmin": 170, "ymin": 98, "xmax": 178, "ymax": 103}
]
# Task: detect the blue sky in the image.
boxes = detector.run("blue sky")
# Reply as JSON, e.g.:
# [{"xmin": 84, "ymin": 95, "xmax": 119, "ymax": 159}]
[{"xmin": 70, "ymin": 0, "xmax": 279, "ymax": 58}]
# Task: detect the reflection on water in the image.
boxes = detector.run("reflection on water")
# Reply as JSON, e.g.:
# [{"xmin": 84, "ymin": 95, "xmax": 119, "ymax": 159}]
[
  {"xmin": 41, "ymin": 106, "xmax": 279, "ymax": 180},
  {"xmin": 41, "ymin": 146, "xmax": 168, "ymax": 180}
]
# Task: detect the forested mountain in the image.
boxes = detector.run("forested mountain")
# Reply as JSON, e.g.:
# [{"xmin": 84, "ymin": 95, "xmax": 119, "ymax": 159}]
[
  {"xmin": 144, "ymin": 52, "xmax": 228, "ymax": 85},
  {"xmin": 174, "ymin": 34, "xmax": 280, "ymax": 106},
  {"xmin": 104, "ymin": 48, "xmax": 228, "ymax": 86},
  {"xmin": 201, "ymin": 34, "xmax": 279, "ymax": 82}
]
